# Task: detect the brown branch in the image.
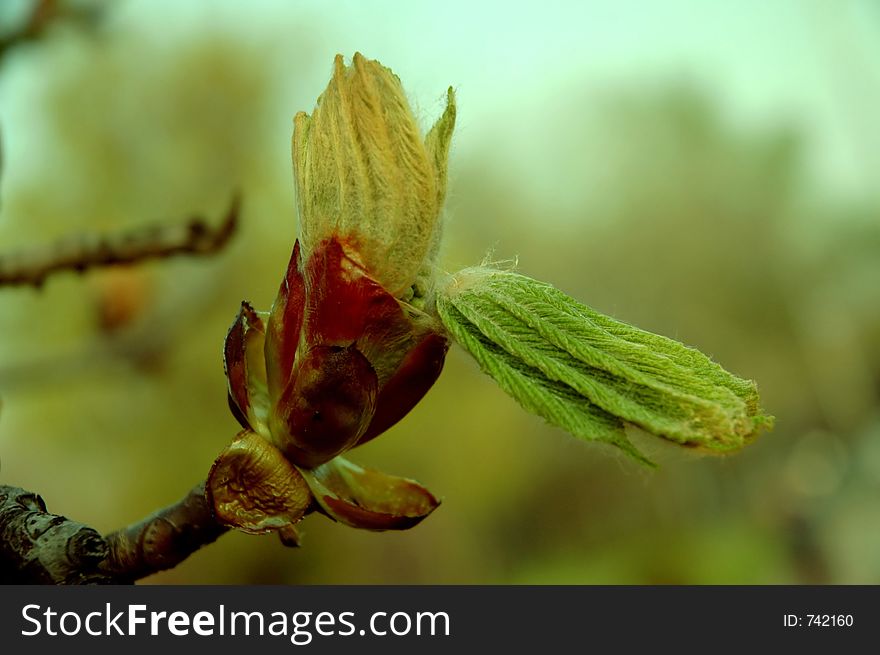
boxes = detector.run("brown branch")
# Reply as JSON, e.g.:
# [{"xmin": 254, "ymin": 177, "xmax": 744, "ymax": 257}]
[
  {"xmin": 0, "ymin": 0, "xmax": 103, "ymax": 60},
  {"xmin": 0, "ymin": 485, "xmax": 114, "ymax": 584},
  {"xmin": 0, "ymin": 4, "xmax": 242, "ymax": 585},
  {"xmin": 101, "ymin": 482, "xmax": 229, "ymax": 583},
  {"xmin": 0, "ymin": 194, "xmax": 241, "ymax": 288},
  {"xmin": 0, "ymin": 481, "xmax": 228, "ymax": 584}
]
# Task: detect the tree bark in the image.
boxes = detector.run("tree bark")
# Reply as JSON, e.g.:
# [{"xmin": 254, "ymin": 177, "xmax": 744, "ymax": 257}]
[{"xmin": 0, "ymin": 481, "xmax": 227, "ymax": 584}]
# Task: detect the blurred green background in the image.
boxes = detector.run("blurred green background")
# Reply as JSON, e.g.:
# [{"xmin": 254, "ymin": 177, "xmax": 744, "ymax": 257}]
[{"xmin": 1, "ymin": 0, "xmax": 879, "ymax": 584}]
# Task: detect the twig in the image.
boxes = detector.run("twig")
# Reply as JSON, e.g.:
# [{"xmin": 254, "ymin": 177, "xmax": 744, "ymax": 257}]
[
  {"xmin": 0, "ymin": 485, "xmax": 114, "ymax": 584},
  {"xmin": 101, "ymin": 482, "xmax": 228, "ymax": 583},
  {"xmin": 0, "ymin": 194, "xmax": 241, "ymax": 288},
  {"xmin": 0, "ymin": 3, "xmax": 240, "ymax": 585},
  {"xmin": 0, "ymin": 481, "xmax": 226, "ymax": 584},
  {"xmin": 0, "ymin": 0, "xmax": 102, "ymax": 60}
]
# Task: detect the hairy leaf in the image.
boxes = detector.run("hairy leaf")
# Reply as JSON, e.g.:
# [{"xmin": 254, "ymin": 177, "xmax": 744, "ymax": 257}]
[{"xmin": 436, "ymin": 267, "xmax": 773, "ymax": 464}]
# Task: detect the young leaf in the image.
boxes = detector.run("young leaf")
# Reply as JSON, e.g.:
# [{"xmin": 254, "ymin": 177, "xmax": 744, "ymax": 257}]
[
  {"xmin": 436, "ymin": 267, "xmax": 773, "ymax": 464},
  {"xmin": 436, "ymin": 301, "xmax": 651, "ymax": 464}
]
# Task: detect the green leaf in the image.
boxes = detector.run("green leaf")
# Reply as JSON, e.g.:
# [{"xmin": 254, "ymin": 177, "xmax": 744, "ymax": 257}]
[
  {"xmin": 436, "ymin": 267, "xmax": 773, "ymax": 465},
  {"xmin": 436, "ymin": 302, "xmax": 650, "ymax": 464}
]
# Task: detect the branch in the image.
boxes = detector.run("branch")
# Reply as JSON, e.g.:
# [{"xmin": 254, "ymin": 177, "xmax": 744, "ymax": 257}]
[
  {"xmin": 0, "ymin": 0, "xmax": 103, "ymax": 60},
  {"xmin": 101, "ymin": 482, "xmax": 228, "ymax": 583},
  {"xmin": 0, "ymin": 485, "xmax": 114, "ymax": 584},
  {"xmin": 0, "ymin": 195, "xmax": 241, "ymax": 288},
  {"xmin": 0, "ymin": 481, "xmax": 227, "ymax": 584}
]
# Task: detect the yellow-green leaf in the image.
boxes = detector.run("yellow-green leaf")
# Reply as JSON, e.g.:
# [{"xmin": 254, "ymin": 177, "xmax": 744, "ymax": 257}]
[{"xmin": 437, "ymin": 267, "xmax": 773, "ymax": 465}]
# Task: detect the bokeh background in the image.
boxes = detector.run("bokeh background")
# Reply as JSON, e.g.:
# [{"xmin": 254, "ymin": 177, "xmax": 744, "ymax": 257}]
[{"xmin": 1, "ymin": 0, "xmax": 879, "ymax": 583}]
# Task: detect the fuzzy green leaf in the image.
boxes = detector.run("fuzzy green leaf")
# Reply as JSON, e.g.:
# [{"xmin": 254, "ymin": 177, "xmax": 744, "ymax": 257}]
[{"xmin": 436, "ymin": 267, "xmax": 773, "ymax": 465}]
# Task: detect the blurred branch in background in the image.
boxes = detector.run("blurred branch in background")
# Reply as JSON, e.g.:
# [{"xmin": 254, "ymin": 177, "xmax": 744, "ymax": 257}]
[
  {"xmin": 0, "ymin": 0, "xmax": 102, "ymax": 60},
  {"xmin": 0, "ymin": 194, "xmax": 240, "ymax": 288},
  {"xmin": 0, "ymin": 189, "xmax": 242, "ymax": 582},
  {"xmin": 0, "ymin": 3, "xmax": 247, "ymax": 583}
]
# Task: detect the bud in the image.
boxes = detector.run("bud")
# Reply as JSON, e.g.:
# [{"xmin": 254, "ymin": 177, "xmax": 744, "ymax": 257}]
[
  {"xmin": 264, "ymin": 234, "xmax": 452, "ymax": 467},
  {"xmin": 274, "ymin": 342, "xmax": 378, "ymax": 466},
  {"xmin": 292, "ymin": 52, "xmax": 456, "ymax": 299},
  {"xmin": 258, "ymin": 53, "xmax": 455, "ymax": 468},
  {"xmin": 215, "ymin": 54, "xmax": 451, "ymax": 533},
  {"xmin": 206, "ymin": 429, "xmax": 440, "ymax": 534}
]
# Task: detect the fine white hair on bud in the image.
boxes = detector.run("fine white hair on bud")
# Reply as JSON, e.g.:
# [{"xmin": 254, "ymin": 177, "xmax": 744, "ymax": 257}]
[{"xmin": 292, "ymin": 52, "xmax": 456, "ymax": 298}]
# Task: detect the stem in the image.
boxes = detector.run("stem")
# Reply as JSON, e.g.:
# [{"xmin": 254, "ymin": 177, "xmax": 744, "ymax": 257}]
[
  {"xmin": 0, "ymin": 481, "xmax": 227, "ymax": 584},
  {"xmin": 101, "ymin": 482, "xmax": 229, "ymax": 583},
  {"xmin": 0, "ymin": 485, "xmax": 114, "ymax": 584}
]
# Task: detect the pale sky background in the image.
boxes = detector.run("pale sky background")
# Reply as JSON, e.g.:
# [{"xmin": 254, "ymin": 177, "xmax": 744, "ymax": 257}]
[
  {"xmin": 216, "ymin": 0, "xmax": 880, "ymax": 203},
  {"xmin": 2, "ymin": 0, "xmax": 879, "ymax": 211}
]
